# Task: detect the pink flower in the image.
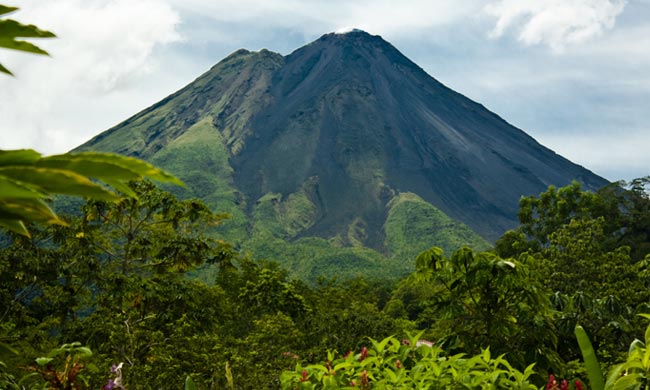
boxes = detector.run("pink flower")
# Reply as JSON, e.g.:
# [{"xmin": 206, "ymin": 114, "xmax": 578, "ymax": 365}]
[
  {"xmin": 546, "ymin": 374, "xmax": 558, "ymax": 390},
  {"xmin": 359, "ymin": 347, "xmax": 368, "ymax": 361},
  {"xmin": 361, "ymin": 370, "xmax": 369, "ymax": 386}
]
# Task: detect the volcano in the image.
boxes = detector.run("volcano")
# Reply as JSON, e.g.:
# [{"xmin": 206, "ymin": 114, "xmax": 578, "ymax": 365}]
[{"xmin": 77, "ymin": 30, "xmax": 607, "ymax": 279}]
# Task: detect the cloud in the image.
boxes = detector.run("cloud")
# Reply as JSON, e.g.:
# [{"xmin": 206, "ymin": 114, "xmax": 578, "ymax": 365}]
[
  {"xmin": 15, "ymin": 0, "xmax": 181, "ymax": 92},
  {"xmin": 169, "ymin": 0, "xmax": 484, "ymax": 36},
  {"xmin": 485, "ymin": 0, "xmax": 627, "ymax": 51},
  {"xmin": 0, "ymin": 0, "xmax": 181, "ymax": 153}
]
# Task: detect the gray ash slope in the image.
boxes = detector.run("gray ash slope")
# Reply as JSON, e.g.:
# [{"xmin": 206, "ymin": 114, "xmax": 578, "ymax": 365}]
[{"xmin": 79, "ymin": 30, "xmax": 608, "ymax": 246}]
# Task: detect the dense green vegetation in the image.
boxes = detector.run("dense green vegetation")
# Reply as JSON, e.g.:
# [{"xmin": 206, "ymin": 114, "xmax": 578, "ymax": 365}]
[{"xmin": 2, "ymin": 177, "xmax": 650, "ymax": 389}]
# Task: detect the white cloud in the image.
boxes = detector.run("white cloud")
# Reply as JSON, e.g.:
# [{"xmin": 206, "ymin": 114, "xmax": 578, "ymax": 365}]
[
  {"xmin": 0, "ymin": 0, "xmax": 181, "ymax": 153},
  {"xmin": 169, "ymin": 0, "xmax": 484, "ymax": 36},
  {"xmin": 485, "ymin": 0, "xmax": 627, "ymax": 51}
]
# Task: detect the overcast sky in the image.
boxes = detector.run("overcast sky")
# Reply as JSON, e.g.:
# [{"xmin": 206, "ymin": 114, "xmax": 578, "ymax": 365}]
[{"xmin": 0, "ymin": 0, "xmax": 648, "ymax": 182}]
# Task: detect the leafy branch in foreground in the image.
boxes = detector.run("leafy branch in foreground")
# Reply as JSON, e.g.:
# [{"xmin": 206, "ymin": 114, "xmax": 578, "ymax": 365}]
[
  {"xmin": 0, "ymin": 4, "xmax": 56, "ymax": 75},
  {"xmin": 0, "ymin": 149, "xmax": 183, "ymax": 236},
  {"xmin": 281, "ymin": 333, "xmax": 538, "ymax": 389}
]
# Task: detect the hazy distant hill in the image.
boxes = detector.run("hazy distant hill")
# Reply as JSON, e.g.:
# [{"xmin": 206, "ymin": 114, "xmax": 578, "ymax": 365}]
[{"xmin": 77, "ymin": 30, "xmax": 607, "ymax": 281}]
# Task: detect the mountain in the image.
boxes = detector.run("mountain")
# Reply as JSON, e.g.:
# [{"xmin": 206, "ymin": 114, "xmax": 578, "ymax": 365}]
[{"xmin": 76, "ymin": 30, "xmax": 607, "ymax": 280}]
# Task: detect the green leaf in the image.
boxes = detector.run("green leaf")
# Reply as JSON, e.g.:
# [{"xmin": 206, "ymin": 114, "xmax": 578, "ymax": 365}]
[
  {"xmin": 0, "ymin": 217, "xmax": 28, "ymax": 236},
  {"xmin": 0, "ymin": 175, "xmax": 44, "ymax": 198},
  {"xmin": 35, "ymin": 357, "xmax": 53, "ymax": 366},
  {"xmin": 0, "ymin": 7, "xmax": 55, "ymax": 75},
  {"xmin": 37, "ymin": 157, "xmax": 142, "ymax": 181},
  {"xmin": 575, "ymin": 324, "xmax": 605, "ymax": 390},
  {"xmin": 0, "ymin": 342, "xmax": 18, "ymax": 356},
  {"xmin": 0, "ymin": 149, "xmax": 42, "ymax": 166},
  {"xmin": 0, "ymin": 61, "xmax": 11, "ymax": 75},
  {"xmin": 629, "ymin": 339, "xmax": 644, "ymax": 356},
  {"xmin": 0, "ymin": 5, "xmax": 19, "ymax": 16},
  {"xmin": 184, "ymin": 375, "xmax": 197, "ymax": 390},
  {"xmin": 605, "ymin": 363, "xmax": 625, "ymax": 389},
  {"xmin": 0, "ymin": 19, "xmax": 56, "ymax": 53},
  {"xmin": 75, "ymin": 347, "xmax": 93, "ymax": 358},
  {"xmin": 44, "ymin": 152, "xmax": 184, "ymax": 186},
  {"xmin": 17, "ymin": 372, "xmax": 39, "ymax": 385},
  {"xmin": 0, "ymin": 149, "xmax": 182, "ymax": 236},
  {"xmin": 0, "ymin": 166, "xmax": 120, "ymax": 201},
  {"xmin": 0, "ymin": 35, "xmax": 49, "ymax": 55},
  {"xmin": 370, "ymin": 335, "xmax": 394, "ymax": 354},
  {"xmin": 610, "ymin": 372, "xmax": 642, "ymax": 389},
  {"xmin": 0, "ymin": 197, "xmax": 63, "ymax": 224}
]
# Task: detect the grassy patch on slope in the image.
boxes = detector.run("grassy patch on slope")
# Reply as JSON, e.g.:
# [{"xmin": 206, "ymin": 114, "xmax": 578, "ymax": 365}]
[{"xmin": 384, "ymin": 192, "xmax": 490, "ymax": 267}]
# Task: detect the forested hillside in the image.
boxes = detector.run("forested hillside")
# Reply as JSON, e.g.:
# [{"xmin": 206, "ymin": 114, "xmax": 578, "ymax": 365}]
[{"xmin": 2, "ymin": 177, "xmax": 650, "ymax": 389}]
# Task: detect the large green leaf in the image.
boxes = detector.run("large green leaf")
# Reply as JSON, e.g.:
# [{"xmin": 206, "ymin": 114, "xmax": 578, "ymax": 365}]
[
  {"xmin": 575, "ymin": 324, "xmax": 605, "ymax": 390},
  {"xmin": 0, "ymin": 149, "xmax": 183, "ymax": 236},
  {"xmin": 38, "ymin": 155, "xmax": 143, "ymax": 198},
  {"xmin": 0, "ymin": 196, "xmax": 65, "ymax": 235},
  {"xmin": 0, "ymin": 175, "xmax": 44, "ymax": 198},
  {"xmin": 41, "ymin": 152, "xmax": 184, "ymax": 186},
  {"xmin": 0, "ymin": 149, "xmax": 42, "ymax": 166},
  {"xmin": 0, "ymin": 166, "xmax": 120, "ymax": 201},
  {"xmin": 0, "ymin": 197, "xmax": 63, "ymax": 224}
]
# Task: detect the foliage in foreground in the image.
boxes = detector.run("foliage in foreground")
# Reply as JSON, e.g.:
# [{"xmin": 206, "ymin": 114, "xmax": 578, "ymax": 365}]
[
  {"xmin": 2, "ymin": 177, "xmax": 650, "ymax": 388},
  {"xmin": 0, "ymin": 3, "xmax": 55, "ymax": 75},
  {"xmin": 0, "ymin": 149, "xmax": 182, "ymax": 236},
  {"xmin": 281, "ymin": 333, "xmax": 537, "ymax": 389}
]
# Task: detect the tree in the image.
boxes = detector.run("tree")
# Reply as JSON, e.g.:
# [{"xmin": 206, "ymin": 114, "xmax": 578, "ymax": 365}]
[
  {"xmin": 412, "ymin": 246, "xmax": 559, "ymax": 372},
  {"xmin": 1, "ymin": 182, "xmax": 237, "ymax": 388},
  {"xmin": 495, "ymin": 180, "xmax": 650, "ymax": 368},
  {"xmin": 502, "ymin": 179, "xmax": 650, "ymax": 261},
  {"xmin": 516, "ymin": 181, "xmax": 605, "ymax": 247}
]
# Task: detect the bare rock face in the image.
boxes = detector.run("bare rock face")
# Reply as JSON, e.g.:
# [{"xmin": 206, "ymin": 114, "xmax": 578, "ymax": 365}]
[{"xmin": 79, "ymin": 30, "xmax": 607, "ymax": 249}]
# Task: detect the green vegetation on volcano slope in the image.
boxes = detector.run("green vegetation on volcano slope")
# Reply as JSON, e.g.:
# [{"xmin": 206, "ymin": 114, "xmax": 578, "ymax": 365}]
[
  {"xmin": 241, "ymin": 187, "xmax": 488, "ymax": 282},
  {"xmin": 150, "ymin": 117, "xmax": 249, "ymax": 243},
  {"xmin": 384, "ymin": 192, "xmax": 490, "ymax": 262}
]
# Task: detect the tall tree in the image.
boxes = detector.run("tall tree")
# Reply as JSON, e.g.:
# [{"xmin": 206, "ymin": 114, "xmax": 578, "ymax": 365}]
[{"xmin": 412, "ymin": 246, "xmax": 559, "ymax": 371}]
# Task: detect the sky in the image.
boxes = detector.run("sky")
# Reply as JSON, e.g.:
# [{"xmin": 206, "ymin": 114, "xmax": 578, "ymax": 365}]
[{"xmin": 0, "ymin": 0, "xmax": 648, "ymax": 182}]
